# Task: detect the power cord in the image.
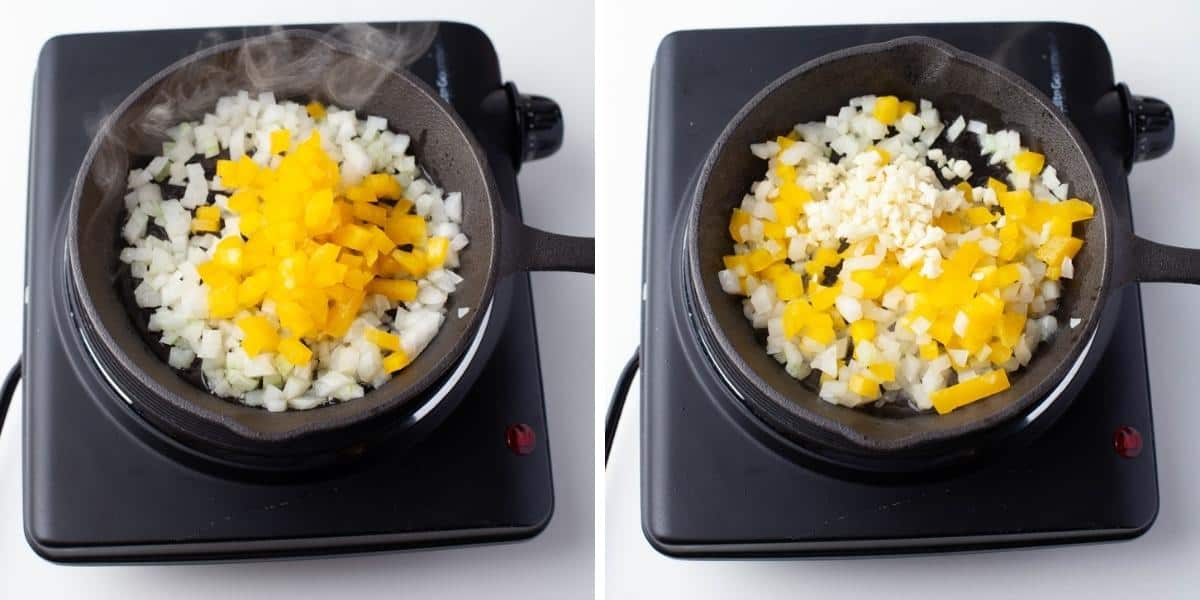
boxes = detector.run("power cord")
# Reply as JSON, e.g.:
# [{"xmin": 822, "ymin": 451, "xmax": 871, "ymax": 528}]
[
  {"xmin": 0, "ymin": 357, "xmax": 22, "ymax": 437},
  {"xmin": 604, "ymin": 348, "xmax": 639, "ymax": 467}
]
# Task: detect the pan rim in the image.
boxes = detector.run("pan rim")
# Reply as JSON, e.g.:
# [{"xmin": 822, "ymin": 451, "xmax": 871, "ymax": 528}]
[{"xmin": 684, "ymin": 34, "xmax": 1115, "ymax": 452}]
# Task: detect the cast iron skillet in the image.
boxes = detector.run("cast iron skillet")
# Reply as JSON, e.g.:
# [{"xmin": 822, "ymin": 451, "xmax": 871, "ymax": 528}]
[
  {"xmin": 687, "ymin": 36, "xmax": 1194, "ymax": 455},
  {"xmin": 67, "ymin": 30, "xmax": 592, "ymax": 466}
]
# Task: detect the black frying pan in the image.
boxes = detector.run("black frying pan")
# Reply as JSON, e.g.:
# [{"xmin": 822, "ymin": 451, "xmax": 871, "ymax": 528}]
[
  {"xmin": 687, "ymin": 36, "xmax": 1192, "ymax": 455},
  {"xmin": 67, "ymin": 30, "xmax": 592, "ymax": 467}
]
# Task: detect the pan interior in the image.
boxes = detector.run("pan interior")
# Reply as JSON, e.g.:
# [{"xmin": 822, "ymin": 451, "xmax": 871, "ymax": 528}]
[
  {"xmin": 70, "ymin": 31, "xmax": 500, "ymax": 442},
  {"xmin": 690, "ymin": 37, "xmax": 1110, "ymax": 451}
]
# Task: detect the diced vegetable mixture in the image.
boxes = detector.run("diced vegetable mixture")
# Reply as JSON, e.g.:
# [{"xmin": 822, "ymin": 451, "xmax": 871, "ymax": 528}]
[
  {"xmin": 719, "ymin": 96, "xmax": 1092, "ymax": 414},
  {"xmin": 119, "ymin": 92, "xmax": 469, "ymax": 411}
]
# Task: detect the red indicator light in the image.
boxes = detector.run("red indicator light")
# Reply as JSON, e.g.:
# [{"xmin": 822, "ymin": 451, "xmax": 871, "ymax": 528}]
[
  {"xmin": 1113, "ymin": 426, "xmax": 1143, "ymax": 458},
  {"xmin": 506, "ymin": 423, "xmax": 536, "ymax": 456}
]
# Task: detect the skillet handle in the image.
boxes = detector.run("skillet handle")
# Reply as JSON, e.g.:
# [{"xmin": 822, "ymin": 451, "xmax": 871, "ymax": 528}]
[
  {"xmin": 1124, "ymin": 235, "xmax": 1200, "ymax": 285},
  {"xmin": 500, "ymin": 211, "xmax": 594, "ymax": 275}
]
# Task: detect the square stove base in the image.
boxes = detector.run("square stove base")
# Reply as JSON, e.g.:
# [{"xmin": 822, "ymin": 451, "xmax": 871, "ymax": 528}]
[
  {"xmin": 24, "ymin": 23, "xmax": 554, "ymax": 563},
  {"xmin": 641, "ymin": 22, "xmax": 1158, "ymax": 558}
]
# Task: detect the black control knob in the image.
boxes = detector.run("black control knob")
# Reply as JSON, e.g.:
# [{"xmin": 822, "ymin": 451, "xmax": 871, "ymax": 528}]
[
  {"xmin": 1118, "ymin": 83, "xmax": 1174, "ymax": 167},
  {"xmin": 505, "ymin": 82, "xmax": 563, "ymax": 165}
]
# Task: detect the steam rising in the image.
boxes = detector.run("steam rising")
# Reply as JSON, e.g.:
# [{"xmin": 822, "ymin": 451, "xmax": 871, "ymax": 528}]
[{"xmin": 87, "ymin": 23, "xmax": 439, "ymax": 195}]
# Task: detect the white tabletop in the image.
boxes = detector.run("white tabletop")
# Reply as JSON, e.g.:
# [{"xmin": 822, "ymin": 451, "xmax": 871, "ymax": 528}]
[
  {"xmin": 0, "ymin": 1, "xmax": 594, "ymax": 598},
  {"xmin": 599, "ymin": 1, "xmax": 1200, "ymax": 598}
]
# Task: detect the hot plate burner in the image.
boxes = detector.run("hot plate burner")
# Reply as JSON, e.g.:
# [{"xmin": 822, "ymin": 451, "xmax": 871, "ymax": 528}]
[
  {"xmin": 24, "ymin": 22, "xmax": 557, "ymax": 563},
  {"xmin": 641, "ymin": 22, "xmax": 1160, "ymax": 558}
]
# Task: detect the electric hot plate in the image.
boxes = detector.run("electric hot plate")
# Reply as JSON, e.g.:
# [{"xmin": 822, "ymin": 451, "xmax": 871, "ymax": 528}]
[
  {"xmin": 641, "ymin": 22, "xmax": 1162, "ymax": 557},
  {"xmin": 24, "ymin": 22, "xmax": 557, "ymax": 563}
]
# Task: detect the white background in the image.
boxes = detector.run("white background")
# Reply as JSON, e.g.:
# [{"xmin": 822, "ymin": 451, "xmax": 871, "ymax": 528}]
[
  {"xmin": 0, "ymin": 1, "xmax": 594, "ymax": 598},
  {"xmin": 598, "ymin": 0, "xmax": 1200, "ymax": 598}
]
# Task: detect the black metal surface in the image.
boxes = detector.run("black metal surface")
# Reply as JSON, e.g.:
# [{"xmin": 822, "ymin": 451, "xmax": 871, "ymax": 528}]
[
  {"xmin": 642, "ymin": 22, "xmax": 1159, "ymax": 557},
  {"xmin": 25, "ymin": 22, "xmax": 554, "ymax": 563}
]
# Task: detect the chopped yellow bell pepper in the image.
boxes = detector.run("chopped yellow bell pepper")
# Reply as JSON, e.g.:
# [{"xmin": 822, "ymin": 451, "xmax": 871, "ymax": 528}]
[
  {"xmin": 774, "ymin": 271, "xmax": 804, "ymax": 300},
  {"xmin": 1012, "ymin": 150, "xmax": 1045, "ymax": 174},
  {"xmin": 771, "ymin": 199, "xmax": 800, "ymax": 227},
  {"xmin": 761, "ymin": 221, "xmax": 787, "ymax": 241},
  {"xmin": 191, "ymin": 218, "xmax": 220, "ymax": 233},
  {"xmin": 391, "ymin": 249, "xmax": 428, "ymax": 278},
  {"xmin": 930, "ymin": 312, "xmax": 957, "ymax": 346},
  {"xmin": 851, "ymin": 270, "xmax": 887, "ymax": 299},
  {"xmin": 227, "ymin": 190, "xmax": 259, "ymax": 215},
  {"xmin": 931, "ymin": 369, "xmax": 1010, "ymax": 414},
  {"xmin": 365, "ymin": 327, "xmax": 402, "ymax": 352},
  {"xmin": 868, "ymin": 362, "xmax": 896, "ymax": 383},
  {"xmin": 990, "ymin": 263, "xmax": 1022, "ymax": 289},
  {"xmin": 210, "ymin": 237, "xmax": 244, "ymax": 272},
  {"xmin": 382, "ymin": 349, "xmax": 412, "ymax": 373},
  {"xmin": 278, "ymin": 336, "xmax": 313, "ymax": 365},
  {"xmin": 804, "ymin": 247, "xmax": 841, "ymax": 277},
  {"xmin": 935, "ymin": 213, "xmax": 964, "ymax": 234},
  {"xmin": 237, "ymin": 271, "xmax": 272, "ymax": 307},
  {"xmin": 366, "ymin": 279, "xmax": 418, "ymax": 303},
  {"xmin": 208, "ymin": 285, "xmax": 239, "ymax": 319},
  {"xmin": 1055, "ymin": 199, "xmax": 1095, "ymax": 222},
  {"xmin": 344, "ymin": 185, "xmax": 376, "ymax": 204},
  {"xmin": 353, "ymin": 202, "xmax": 388, "ymax": 227},
  {"xmin": 996, "ymin": 311, "xmax": 1027, "ymax": 347},
  {"xmin": 195, "ymin": 206, "xmax": 220, "ymax": 222},
  {"xmin": 988, "ymin": 342, "xmax": 1014, "ymax": 366},
  {"xmin": 1035, "ymin": 236, "xmax": 1084, "ymax": 268},
  {"xmin": 277, "ymin": 300, "xmax": 315, "ymax": 338},
  {"xmin": 325, "ymin": 292, "xmax": 364, "ymax": 338},
  {"xmin": 776, "ymin": 181, "xmax": 812, "ymax": 208},
  {"xmin": 363, "ymin": 173, "xmax": 404, "ymax": 200},
  {"xmin": 331, "ymin": 224, "xmax": 374, "ymax": 252},
  {"xmin": 237, "ymin": 315, "xmax": 279, "ymax": 357},
  {"xmin": 270, "ymin": 129, "xmax": 292, "ymax": 155},
  {"xmin": 804, "ymin": 313, "xmax": 836, "ymax": 345},
  {"xmin": 872, "ymin": 95, "xmax": 901, "ymax": 126},
  {"xmin": 999, "ymin": 189, "xmax": 1032, "ymax": 221},
  {"xmin": 426, "ymin": 236, "xmax": 451, "ymax": 269},
  {"xmin": 369, "ymin": 226, "xmax": 398, "ymax": 254},
  {"xmin": 386, "ymin": 213, "xmax": 427, "ymax": 246},
  {"xmin": 729, "ymin": 208, "xmax": 751, "ymax": 243},
  {"xmin": 849, "ymin": 373, "xmax": 881, "ymax": 399},
  {"xmin": 848, "ymin": 319, "xmax": 876, "ymax": 344},
  {"xmin": 808, "ymin": 281, "xmax": 841, "ymax": 311},
  {"xmin": 342, "ymin": 268, "xmax": 373, "ymax": 290},
  {"xmin": 774, "ymin": 163, "xmax": 796, "ymax": 183},
  {"xmin": 966, "ymin": 206, "xmax": 998, "ymax": 226},
  {"xmin": 311, "ymin": 261, "xmax": 348, "ymax": 288},
  {"xmin": 782, "ymin": 299, "xmax": 813, "ymax": 339},
  {"xmin": 744, "ymin": 249, "xmax": 774, "ymax": 273},
  {"xmin": 238, "ymin": 211, "xmax": 264, "ymax": 236}
]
